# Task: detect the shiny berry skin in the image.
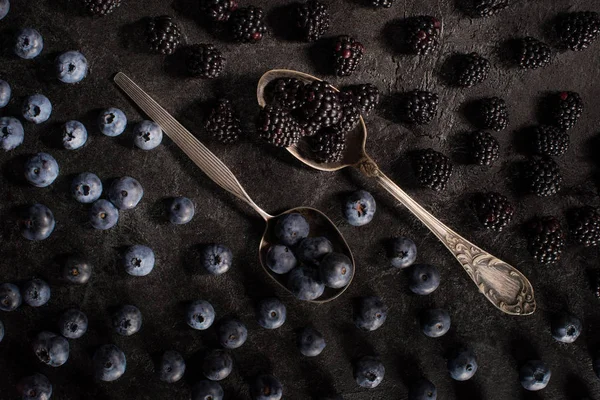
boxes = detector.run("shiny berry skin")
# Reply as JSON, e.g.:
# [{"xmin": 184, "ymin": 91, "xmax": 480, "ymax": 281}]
[
  {"xmin": 19, "ymin": 204, "xmax": 55, "ymax": 241},
  {"xmin": 71, "ymin": 172, "xmax": 102, "ymax": 204}
]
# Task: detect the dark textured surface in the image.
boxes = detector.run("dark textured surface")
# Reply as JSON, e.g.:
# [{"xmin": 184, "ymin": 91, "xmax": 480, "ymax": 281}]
[{"xmin": 1, "ymin": 0, "xmax": 600, "ymax": 399}]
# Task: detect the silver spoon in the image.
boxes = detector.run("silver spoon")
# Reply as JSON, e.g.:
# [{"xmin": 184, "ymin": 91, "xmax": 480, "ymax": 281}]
[
  {"xmin": 113, "ymin": 72, "xmax": 354, "ymax": 304},
  {"xmin": 257, "ymin": 69, "xmax": 536, "ymax": 316}
]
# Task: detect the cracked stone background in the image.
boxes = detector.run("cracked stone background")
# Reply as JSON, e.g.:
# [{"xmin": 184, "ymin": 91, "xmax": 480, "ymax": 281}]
[{"xmin": 1, "ymin": 0, "xmax": 600, "ymax": 399}]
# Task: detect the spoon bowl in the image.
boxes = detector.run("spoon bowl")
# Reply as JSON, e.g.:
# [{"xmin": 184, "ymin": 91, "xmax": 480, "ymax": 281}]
[
  {"xmin": 259, "ymin": 207, "xmax": 354, "ymax": 304},
  {"xmin": 113, "ymin": 72, "xmax": 354, "ymax": 304}
]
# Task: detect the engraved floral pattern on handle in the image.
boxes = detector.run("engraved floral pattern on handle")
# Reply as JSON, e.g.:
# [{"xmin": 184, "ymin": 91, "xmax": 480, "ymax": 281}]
[{"xmin": 445, "ymin": 233, "xmax": 536, "ymax": 315}]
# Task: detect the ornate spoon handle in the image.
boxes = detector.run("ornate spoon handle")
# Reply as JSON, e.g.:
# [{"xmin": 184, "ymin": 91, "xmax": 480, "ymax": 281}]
[{"xmin": 357, "ymin": 158, "xmax": 536, "ymax": 316}]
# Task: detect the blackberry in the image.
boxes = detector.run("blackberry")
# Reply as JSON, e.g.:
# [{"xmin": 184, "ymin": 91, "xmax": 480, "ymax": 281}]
[
  {"xmin": 333, "ymin": 35, "xmax": 364, "ymax": 77},
  {"xmin": 199, "ymin": 0, "xmax": 238, "ymax": 22},
  {"xmin": 146, "ymin": 16, "xmax": 182, "ymax": 55},
  {"xmin": 522, "ymin": 157, "xmax": 562, "ymax": 197},
  {"xmin": 530, "ymin": 125, "xmax": 569, "ymax": 157},
  {"xmin": 568, "ymin": 206, "xmax": 600, "ymax": 247},
  {"xmin": 83, "ymin": 0, "xmax": 121, "ymax": 16},
  {"xmin": 471, "ymin": 192, "xmax": 515, "ymax": 231},
  {"xmin": 513, "ymin": 37, "xmax": 552, "ymax": 70},
  {"xmin": 337, "ymin": 92, "xmax": 361, "ymax": 133},
  {"xmin": 257, "ymin": 105, "xmax": 304, "ymax": 147},
  {"xmin": 308, "ymin": 128, "xmax": 347, "ymax": 163},
  {"xmin": 524, "ymin": 216, "xmax": 565, "ymax": 264},
  {"xmin": 472, "ymin": 97, "xmax": 508, "ymax": 131},
  {"xmin": 299, "ymin": 81, "xmax": 342, "ymax": 135},
  {"xmin": 342, "ymin": 84, "xmax": 380, "ymax": 116},
  {"xmin": 229, "ymin": 6, "xmax": 267, "ymax": 43},
  {"xmin": 269, "ymin": 78, "xmax": 306, "ymax": 110},
  {"xmin": 555, "ymin": 11, "xmax": 600, "ymax": 51},
  {"xmin": 398, "ymin": 90, "xmax": 439, "ymax": 125},
  {"xmin": 294, "ymin": 0, "xmax": 330, "ymax": 42},
  {"xmin": 451, "ymin": 53, "xmax": 491, "ymax": 88},
  {"xmin": 459, "ymin": 0, "xmax": 510, "ymax": 18},
  {"xmin": 371, "ymin": 0, "xmax": 394, "ymax": 7},
  {"xmin": 469, "ymin": 131, "xmax": 499, "ymax": 166},
  {"xmin": 204, "ymin": 100, "xmax": 242, "ymax": 144},
  {"xmin": 184, "ymin": 44, "xmax": 225, "ymax": 79},
  {"xmin": 410, "ymin": 149, "xmax": 453, "ymax": 191},
  {"xmin": 397, "ymin": 16, "xmax": 442, "ymax": 55},
  {"xmin": 547, "ymin": 91, "xmax": 583, "ymax": 132}
]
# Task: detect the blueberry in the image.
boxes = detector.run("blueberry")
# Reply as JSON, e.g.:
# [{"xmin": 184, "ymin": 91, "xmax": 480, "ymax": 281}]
[
  {"xmin": 520, "ymin": 360, "xmax": 551, "ymax": 391},
  {"xmin": 447, "ymin": 347, "xmax": 477, "ymax": 381},
  {"xmin": 55, "ymin": 51, "xmax": 88, "ymax": 84},
  {"xmin": 71, "ymin": 172, "xmax": 102, "ymax": 204},
  {"xmin": 58, "ymin": 308, "xmax": 88, "ymax": 339},
  {"xmin": 0, "ymin": 283, "xmax": 22, "ymax": 311},
  {"xmin": 158, "ymin": 350, "xmax": 186, "ymax": 383},
  {"xmin": 19, "ymin": 204, "xmax": 55, "ymax": 241},
  {"xmin": 192, "ymin": 380, "xmax": 224, "ymax": 400},
  {"xmin": 0, "ymin": 80, "xmax": 11, "ymax": 107},
  {"xmin": 256, "ymin": 297, "xmax": 286, "ymax": 329},
  {"xmin": 353, "ymin": 296, "xmax": 388, "ymax": 331},
  {"xmin": 18, "ymin": 374, "xmax": 52, "ymax": 400},
  {"xmin": 61, "ymin": 120, "xmax": 88, "ymax": 150},
  {"xmin": 202, "ymin": 349, "xmax": 233, "ymax": 381},
  {"xmin": 108, "ymin": 176, "xmax": 143, "ymax": 209},
  {"xmin": 551, "ymin": 312, "xmax": 582, "ymax": 343},
  {"xmin": 250, "ymin": 374, "xmax": 283, "ymax": 400},
  {"xmin": 24, "ymin": 152, "xmax": 59, "ymax": 187},
  {"xmin": 0, "ymin": 0, "xmax": 9, "ymax": 20},
  {"xmin": 98, "ymin": 107, "xmax": 127, "ymax": 137},
  {"xmin": 344, "ymin": 190, "xmax": 376, "ymax": 226},
  {"xmin": 22, "ymin": 278, "xmax": 51, "ymax": 307},
  {"xmin": 217, "ymin": 318, "xmax": 248, "ymax": 349},
  {"xmin": 32, "ymin": 331, "xmax": 69, "ymax": 367},
  {"xmin": 122, "ymin": 245, "xmax": 155, "ymax": 276},
  {"xmin": 62, "ymin": 255, "xmax": 92, "ymax": 284},
  {"xmin": 202, "ymin": 244, "xmax": 232, "ymax": 275},
  {"xmin": 186, "ymin": 300, "xmax": 215, "ymax": 330},
  {"xmin": 287, "ymin": 265, "xmax": 325, "ymax": 301},
  {"xmin": 296, "ymin": 237, "xmax": 333, "ymax": 265},
  {"xmin": 167, "ymin": 197, "xmax": 195, "ymax": 224},
  {"xmin": 133, "ymin": 120, "xmax": 163, "ymax": 150},
  {"xmin": 22, "ymin": 94, "xmax": 52, "ymax": 124},
  {"xmin": 0, "ymin": 116, "xmax": 24, "ymax": 151},
  {"xmin": 0, "ymin": 319, "xmax": 4, "ymax": 342},
  {"xmin": 14, "ymin": 28, "xmax": 43, "ymax": 59},
  {"xmin": 275, "ymin": 213, "xmax": 309, "ymax": 246},
  {"xmin": 319, "ymin": 252, "xmax": 353, "ymax": 288},
  {"xmin": 93, "ymin": 344, "xmax": 126, "ymax": 382},
  {"xmin": 89, "ymin": 199, "xmax": 119, "ymax": 230},
  {"xmin": 420, "ymin": 309, "xmax": 451, "ymax": 338},
  {"xmin": 407, "ymin": 264, "xmax": 440, "ymax": 295},
  {"xmin": 353, "ymin": 355, "xmax": 385, "ymax": 389},
  {"xmin": 389, "ymin": 237, "xmax": 417, "ymax": 268},
  {"xmin": 408, "ymin": 378, "xmax": 437, "ymax": 400},
  {"xmin": 112, "ymin": 305, "xmax": 142, "ymax": 336},
  {"xmin": 296, "ymin": 326, "xmax": 326, "ymax": 357},
  {"xmin": 265, "ymin": 245, "xmax": 297, "ymax": 274}
]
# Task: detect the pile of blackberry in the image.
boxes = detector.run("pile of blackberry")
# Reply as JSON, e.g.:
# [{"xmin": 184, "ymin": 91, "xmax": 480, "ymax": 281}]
[
  {"xmin": 199, "ymin": 0, "xmax": 238, "ymax": 23},
  {"xmin": 294, "ymin": 0, "xmax": 330, "ymax": 42},
  {"xmin": 448, "ymin": 53, "xmax": 491, "ymax": 87},
  {"xmin": 469, "ymin": 131, "xmax": 499, "ymax": 166},
  {"xmin": 146, "ymin": 16, "xmax": 182, "ymax": 55},
  {"xmin": 568, "ymin": 207, "xmax": 600, "ymax": 247},
  {"xmin": 521, "ymin": 157, "xmax": 562, "ymax": 197},
  {"xmin": 459, "ymin": 0, "xmax": 511, "ymax": 18},
  {"xmin": 546, "ymin": 91, "xmax": 584, "ymax": 132},
  {"xmin": 471, "ymin": 192, "xmax": 515, "ymax": 231},
  {"xmin": 398, "ymin": 90, "xmax": 439, "ymax": 125},
  {"xmin": 471, "ymin": 97, "xmax": 508, "ymax": 131},
  {"xmin": 83, "ymin": 0, "xmax": 121, "ymax": 16},
  {"xmin": 204, "ymin": 99, "xmax": 242, "ymax": 144},
  {"xmin": 397, "ymin": 16, "xmax": 442, "ymax": 55},
  {"xmin": 555, "ymin": 11, "xmax": 600, "ymax": 51},
  {"xmin": 410, "ymin": 149, "xmax": 453, "ymax": 191},
  {"xmin": 332, "ymin": 35, "xmax": 364, "ymax": 77},
  {"xmin": 512, "ymin": 37, "xmax": 552, "ymax": 70},
  {"xmin": 299, "ymin": 80, "xmax": 342, "ymax": 135},
  {"xmin": 530, "ymin": 125, "xmax": 569, "ymax": 157},
  {"xmin": 229, "ymin": 6, "xmax": 267, "ymax": 43},
  {"xmin": 524, "ymin": 216, "xmax": 565, "ymax": 264},
  {"xmin": 183, "ymin": 44, "xmax": 225, "ymax": 79}
]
